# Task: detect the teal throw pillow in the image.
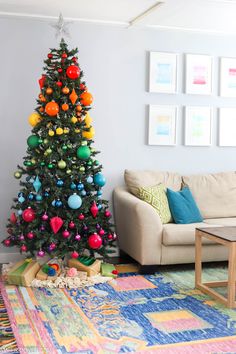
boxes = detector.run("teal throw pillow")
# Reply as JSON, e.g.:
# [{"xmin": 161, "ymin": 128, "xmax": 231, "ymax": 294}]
[{"xmin": 166, "ymin": 187, "xmax": 203, "ymax": 224}]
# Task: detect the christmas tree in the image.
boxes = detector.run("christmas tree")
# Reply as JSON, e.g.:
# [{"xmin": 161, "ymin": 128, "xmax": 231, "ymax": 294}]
[{"xmin": 2, "ymin": 38, "xmax": 116, "ymax": 259}]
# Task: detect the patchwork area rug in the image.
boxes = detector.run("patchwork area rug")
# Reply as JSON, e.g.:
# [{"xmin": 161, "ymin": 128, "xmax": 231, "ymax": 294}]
[{"xmin": 1, "ymin": 264, "xmax": 236, "ymax": 353}]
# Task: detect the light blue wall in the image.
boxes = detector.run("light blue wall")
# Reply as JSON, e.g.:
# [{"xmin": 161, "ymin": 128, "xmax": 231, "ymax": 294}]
[{"xmin": 1, "ymin": 17, "xmax": 236, "ymax": 256}]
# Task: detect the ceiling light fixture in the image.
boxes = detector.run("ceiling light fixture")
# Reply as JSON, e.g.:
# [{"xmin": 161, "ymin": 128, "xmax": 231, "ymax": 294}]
[{"xmin": 128, "ymin": 1, "xmax": 165, "ymax": 28}]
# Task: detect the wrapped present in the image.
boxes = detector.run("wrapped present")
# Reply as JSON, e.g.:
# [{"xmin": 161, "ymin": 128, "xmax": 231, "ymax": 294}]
[
  {"xmin": 101, "ymin": 262, "xmax": 118, "ymax": 278},
  {"xmin": 68, "ymin": 255, "xmax": 101, "ymax": 277},
  {"xmin": 36, "ymin": 258, "xmax": 62, "ymax": 281},
  {"xmin": 7, "ymin": 259, "xmax": 40, "ymax": 287}
]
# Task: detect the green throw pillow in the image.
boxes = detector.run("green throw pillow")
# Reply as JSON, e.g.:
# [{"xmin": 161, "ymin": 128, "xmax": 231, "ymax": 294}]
[{"xmin": 138, "ymin": 183, "xmax": 172, "ymax": 224}]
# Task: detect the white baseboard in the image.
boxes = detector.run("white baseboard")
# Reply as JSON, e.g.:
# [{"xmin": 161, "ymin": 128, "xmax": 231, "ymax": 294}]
[{"xmin": 0, "ymin": 252, "xmax": 24, "ymax": 263}]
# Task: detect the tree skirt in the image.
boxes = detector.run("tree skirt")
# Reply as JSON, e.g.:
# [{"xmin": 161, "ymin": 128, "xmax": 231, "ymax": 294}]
[{"xmin": 1, "ymin": 264, "xmax": 236, "ymax": 353}]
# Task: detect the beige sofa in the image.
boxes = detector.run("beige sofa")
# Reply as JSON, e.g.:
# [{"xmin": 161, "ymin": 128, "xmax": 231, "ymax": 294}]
[{"xmin": 113, "ymin": 170, "xmax": 236, "ymax": 268}]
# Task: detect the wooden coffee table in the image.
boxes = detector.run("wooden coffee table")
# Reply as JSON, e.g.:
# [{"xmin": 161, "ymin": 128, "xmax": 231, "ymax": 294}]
[{"xmin": 195, "ymin": 227, "xmax": 236, "ymax": 308}]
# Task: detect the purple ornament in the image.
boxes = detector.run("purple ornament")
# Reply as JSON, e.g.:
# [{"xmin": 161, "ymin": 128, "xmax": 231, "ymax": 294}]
[
  {"xmin": 37, "ymin": 250, "xmax": 45, "ymax": 257},
  {"xmin": 83, "ymin": 225, "xmax": 88, "ymax": 232},
  {"xmin": 40, "ymin": 225, "xmax": 45, "ymax": 231},
  {"xmin": 96, "ymin": 224, "xmax": 101, "ymax": 229},
  {"xmin": 42, "ymin": 213, "xmax": 49, "ymax": 221},
  {"xmin": 75, "ymin": 234, "xmax": 81, "ymax": 241},
  {"xmin": 49, "ymin": 242, "xmax": 56, "ymax": 251},
  {"xmin": 19, "ymin": 234, "xmax": 25, "ymax": 241}
]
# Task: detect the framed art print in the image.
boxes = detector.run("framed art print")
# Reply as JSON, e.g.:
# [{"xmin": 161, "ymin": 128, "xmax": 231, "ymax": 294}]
[
  {"xmin": 185, "ymin": 54, "xmax": 212, "ymax": 95},
  {"xmin": 220, "ymin": 57, "xmax": 236, "ymax": 97},
  {"xmin": 148, "ymin": 105, "xmax": 177, "ymax": 146},
  {"xmin": 219, "ymin": 108, "xmax": 236, "ymax": 146},
  {"xmin": 149, "ymin": 52, "xmax": 177, "ymax": 93},
  {"xmin": 184, "ymin": 106, "xmax": 212, "ymax": 146}
]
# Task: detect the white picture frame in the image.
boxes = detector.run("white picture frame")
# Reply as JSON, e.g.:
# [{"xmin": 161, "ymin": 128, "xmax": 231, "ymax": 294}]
[
  {"xmin": 149, "ymin": 52, "xmax": 177, "ymax": 93},
  {"xmin": 148, "ymin": 105, "xmax": 177, "ymax": 146},
  {"xmin": 219, "ymin": 108, "xmax": 236, "ymax": 146},
  {"xmin": 185, "ymin": 54, "xmax": 213, "ymax": 95},
  {"xmin": 184, "ymin": 106, "xmax": 212, "ymax": 146},
  {"xmin": 220, "ymin": 57, "xmax": 236, "ymax": 97}
]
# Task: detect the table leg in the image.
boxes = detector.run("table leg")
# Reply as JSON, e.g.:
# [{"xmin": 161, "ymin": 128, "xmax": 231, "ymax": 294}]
[
  {"xmin": 228, "ymin": 242, "xmax": 236, "ymax": 308},
  {"xmin": 195, "ymin": 231, "xmax": 202, "ymax": 287}
]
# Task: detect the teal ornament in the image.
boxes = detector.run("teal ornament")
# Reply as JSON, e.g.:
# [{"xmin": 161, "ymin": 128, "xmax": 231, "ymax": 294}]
[
  {"xmin": 68, "ymin": 194, "xmax": 82, "ymax": 209},
  {"xmin": 70, "ymin": 182, "xmax": 76, "ymax": 190},
  {"xmin": 97, "ymin": 190, "xmax": 102, "ymax": 196},
  {"xmin": 33, "ymin": 176, "xmax": 42, "ymax": 193},
  {"xmin": 52, "ymin": 200, "xmax": 56, "ymax": 206},
  {"xmin": 94, "ymin": 173, "xmax": 106, "ymax": 187},
  {"xmin": 36, "ymin": 195, "xmax": 43, "ymax": 201},
  {"xmin": 18, "ymin": 196, "xmax": 25, "ymax": 203},
  {"xmin": 77, "ymin": 146, "xmax": 91, "ymax": 160},
  {"xmin": 87, "ymin": 176, "xmax": 93, "ymax": 183}
]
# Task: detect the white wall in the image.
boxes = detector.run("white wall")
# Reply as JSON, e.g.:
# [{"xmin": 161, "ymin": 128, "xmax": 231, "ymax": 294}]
[{"xmin": 1, "ymin": 17, "xmax": 236, "ymax": 258}]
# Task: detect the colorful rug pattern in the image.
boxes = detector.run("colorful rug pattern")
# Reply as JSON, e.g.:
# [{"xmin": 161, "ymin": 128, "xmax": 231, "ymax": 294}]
[{"xmin": 1, "ymin": 265, "xmax": 236, "ymax": 353}]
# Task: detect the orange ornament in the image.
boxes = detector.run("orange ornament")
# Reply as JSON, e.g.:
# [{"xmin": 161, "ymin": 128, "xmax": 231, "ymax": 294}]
[
  {"xmin": 45, "ymin": 101, "xmax": 59, "ymax": 116},
  {"xmin": 80, "ymin": 92, "xmax": 93, "ymax": 106},
  {"xmin": 39, "ymin": 107, "xmax": 44, "ymax": 112},
  {"xmin": 61, "ymin": 103, "xmax": 69, "ymax": 111},
  {"xmin": 46, "ymin": 87, "xmax": 53, "ymax": 95},
  {"xmin": 39, "ymin": 94, "xmax": 46, "ymax": 102},
  {"xmin": 62, "ymin": 87, "xmax": 70, "ymax": 94},
  {"xmin": 76, "ymin": 104, "xmax": 82, "ymax": 112},
  {"xmin": 69, "ymin": 89, "xmax": 78, "ymax": 105}
]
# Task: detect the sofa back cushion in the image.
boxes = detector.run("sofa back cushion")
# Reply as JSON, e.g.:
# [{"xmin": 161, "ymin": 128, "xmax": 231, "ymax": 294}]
[
  {"xmin": 182, "ymin": 171, "xmax": 236, "ymax": 219},
  {"xmin": 124, "ymin": 170, "xmax": 182, "ymax": 196}
]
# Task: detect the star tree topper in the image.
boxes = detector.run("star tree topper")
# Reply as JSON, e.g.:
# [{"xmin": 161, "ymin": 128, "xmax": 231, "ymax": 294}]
[{"xmin": 51, "ymin": 13, "xmax": 72, "ymax": 38}]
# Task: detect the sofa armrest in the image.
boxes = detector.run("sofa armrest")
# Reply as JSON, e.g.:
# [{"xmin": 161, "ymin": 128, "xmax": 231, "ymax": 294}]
[{"xmin": 113, "ymin": 186, "xmax": 163, "ymax": 265}]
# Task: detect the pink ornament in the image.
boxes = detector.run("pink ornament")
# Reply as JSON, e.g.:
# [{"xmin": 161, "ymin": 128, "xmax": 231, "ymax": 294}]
[
  {"xmin": 40, "ymin": 225, "xmax": 45, "ymax": 231},
  {"xmin": 99, "ymin": 229, "xmax": 105, "ymax": 236},
  {"xmin": 21, "ymin": 245, "xmax": 27, "ymax": 252},
  {"xmin": 71, "ymin": 251, "xmax": 79, "ymax": 259},
  {"xmin": 75, "ymin": 234, "xmax": 81, "ymax": 241},
  {"xmin": 4, "ymin": 239, "xmax": 11, "ymax": 247},
  {"xmin": 10, "ymin": 212, "xmax": 17, "ymax": 224},
  {"xmin": 22, "ymin": 208, "xmax": 36, "ymax": 222},
  {"xmin": 69, "ymin": 221, "xmax": 75, "ymax": 229},
  {"xmin": 62, "ymin": 230, "xmax": 70, "ymax": 238},
  {"xmin": 27, "ymin": 232, "xmax": 34, "ymax": 239},
  {"xmin": 78, "ymin": 213, "xmax": 85, "ymax": 220},
  {"xmin": 49, "ymin": 243, "xmax": 56, "ymax": 251},
  {"xmin": 42, "ymin": 213, "xmax": 49, "ymax": 221},
  {"xmin": 50, "ymin": 216, "xmax": 63, "ymax": 234},
  {"xmin": 19, "ymin": 234, "xmax": 25, "ymax": 241},
  {"xmin": 104, "ymin": 210, "xmax": 111, "ymax": 218},
  {"xmin": 88, "ymin": 233, "xmax": 102, "ymax": 250},
  {"xmin": 90, "ymin": 201, "xmax": 99, "ymax": 218},
  {"xmin": 108, "ymin": 234, "xmax": 113, "ymax": 240},
  {"xmin": 37, "ymin": 250, "xmax": 45, "ymax": 257},
  {"xmin": 113, "ymin": 233, "xmax": 117, "ymax": 240},
  {"xmin": 67, "ymin": 267, "xmax": 78, "ymax": 277}
]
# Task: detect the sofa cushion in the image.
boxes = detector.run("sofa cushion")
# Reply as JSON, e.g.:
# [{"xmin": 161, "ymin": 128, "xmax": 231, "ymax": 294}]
[
  {"xmin": 124, "ymin": 170, "xmax": 182, "ymax": 197},
  {"xmin": 182, "ymin": 171, "xmax": 236, "ymax": 219},
  {"xmin": 138, "ymin": 184, "xmax": 172, "ymax": 224},
  {"xmin": 167, "ymin": 187, "xmax": 203, "ymax": 224},
  {"xmin": 162, "ymin": 222, "xmax": 221, "ymax": 246},
  {"xmin": 204, "ymin": 217, "xmax": 236, "ymax": 226}
]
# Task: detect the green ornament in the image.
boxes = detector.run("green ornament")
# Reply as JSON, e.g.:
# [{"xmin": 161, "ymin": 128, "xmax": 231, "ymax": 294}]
[
  {"xmin": 48, "ymin": 163, "xmax": 54, "ymax": 169},
  {"xmin": 31, "ymin": 159, "xmax": 36, "ymax": 165},
  {"xmin": 26, "ymin": 161, "xmax": 32, "ymax": 166},
  {"xmin": 87, "ymin": 161, "xmax": 92, "ymax": 166},
  {"xmin": 77, "ymin": 146, "xmax": 91, "ymax": 160},
  {"xmin": 81, "ymin": 141, "xmax": 87, "ymax": 146},
  {"xmin": 46, "ymin": 148, "xmax": 52, "ymax": 154},
  {"xmin": 40, "ymin": 162, "xmax": 45, "ymax": 166},
  {"xmin": 66, "ymin": 169, "xmax": 72, "ymax": 174},
  {"xmin": 58, "ymin": 160, "xmax": 66, "ymax": 169},
  {"xmin": 79, "ymin": 166, "xmax": 85, "ymax": 172},
  {"xmin": 94, "ymin": 160, "xmax": 100, "ymax": 165},
  {"xmin": 43, "ymin": 139, "xmax": 49, "ymax": 144},
  {"xmin": 27, "ymin": 135, "xmax": 40, "ymax": 148},
  {"xmin": 62, "ymin": 145, "xmax": 68, "ymax": 151},
  {"xmin": 14, "ymin": 171, "xmax": 22, "ymax": 179},
  {"xmin": 67, "ymin": 144, "xmax": 72, "ymax": 149},
  {"xmin": 23, "ymin": 161, "xmax": 29, "ymax": 166},
  {"xmin": 38, "ymin": 138, "xmax": 43, "ymax": 144},
  {"xmin": 72, "ymin": 157, "xmax": 77, "ymax": 161}
]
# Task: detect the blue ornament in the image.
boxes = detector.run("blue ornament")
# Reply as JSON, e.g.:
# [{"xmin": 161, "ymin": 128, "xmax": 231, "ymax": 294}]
[
  {"xmin": 18, "ymin": 209, "xmax": 23, "ymax": 215},
  {"xmin": 33, "ymin": 176, "xmax": 42, "ymax": 193},
  {"xmin": 28, "ymin": 193, "xmax": 34, "ymax": 200},
  {"xmin": 70, "ymin": 182, "xmax": 76, "ymax": 190},
  {"xmin": 86, "ymin": 176, "xmax": 93, "ymax": 184},
  {"xmin": 98, "ymin": 204, "xmax": 102, "ymax": 210},
  {"xmin": 36, "ymin": 195, "xmax": 43, "ymax": 201},
  {"xmin": 18, "ymin": 192, "xmax": 24, "ymax": 197},
  {"xmin": 77, "ymin": 183, "xmax": 84, "ymax": 191},
  {"xmin": 68, "ymin": 194, "xmax": 82, "ymax": 209},
  {"xmin": 18, "ymin": 196, "xmax": 25, "ymax": 203},
  {"xmin": 48, "ymin": 268, "xmax": 56, "ymax": 276},
  {"xmin": 97, "ymin": 190, "xmax": 102, "ymax": 196},
  {"xmin": 80, "ymin": 190, "xmax": 86, "ymax": 196},
  {"xmin": 97, "ymin": 196, "xmax": 102, "ymax": 200},
  {"xmin": 94, "ymin": 173, "xmax": 106, "ymax": 187},
  {"xmin": 44, "ymin": 191, "xmax": 49, "ymax": 197},
  {"xmin": 57, "ymin": 179, "xmax": 64, "ymax": 187},
  {"xmin": 55, "ymin": 200, "xmax": 62, "ymax": 207},
  {"xmin": 52, "ymin": 200, "xmax": 56, "ymax": 206}
]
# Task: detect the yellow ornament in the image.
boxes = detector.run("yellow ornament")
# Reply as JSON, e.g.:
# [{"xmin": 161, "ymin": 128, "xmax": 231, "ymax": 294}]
[
  {"xmin": 56, "ymin": 127, "xmax": 64, "ymax": 135},
  {"xmin": 64, "ymin": 128, "xmax": 70, "ymax": 134},
  {"xmin": 48, "ymin": 129, "xmax": 55, "ymax": 136},
  {"xmin": 71, "ymin": 116, "xmax": 77, "ymax": 124},
  {"xmin": 28, "ymin": 112, "xmax": 41, "ymax": 127},
  {"xmin": 74, "ymin": 128, "xmax": 80, "ymax": 133},
  {"xmin": 84, "ymin": 113, "xmax": 92, "ymax": 127},
  {"xmin": 82, "ymin": 127, "xmax": 95, "ymax": 139}
]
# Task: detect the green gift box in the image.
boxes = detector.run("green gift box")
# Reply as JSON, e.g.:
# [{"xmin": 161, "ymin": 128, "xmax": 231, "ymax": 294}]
[{"xmin": 7, "ymin": 259, "xmax": 40, "ymax": 287}]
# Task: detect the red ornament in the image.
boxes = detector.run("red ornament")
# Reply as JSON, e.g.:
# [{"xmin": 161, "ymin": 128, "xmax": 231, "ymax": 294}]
[
  {"xmin": 21, "ymin": 245, "xmax": 27, "ymax": 252},
  {"xmin": 38, "ymin": 74, "xmax": 46, "ymax": 89},
  {"xmin": 66, "ymin": 65, "xmax": 80, "ymax": 79},
  {"xmin": 4, "ymin": 239, "xmax": 11, "ymax": 247},
  {"xmin": 90, "ymin": 201, "xmax": 99, "ymax": 218},
  {"xmin": 112, "ymin": 269, "xmax": 118, "ymax": 275},
  {"xmin": 72, "ymin": 57, "xmax": 77, "ymax": 62},
  {"xmin": 99, "ymin": 229, "xmax": 105, "ymax": 236},
  {"xmin": 58, "ymin": 68, "xmax": 63, "ymax": 73},
  {"xmin": 62, "ymin": 230, "xmax": 70, "ymax": 238},
  {"xmin": 62, "ymin": 53, "xmax": 67, "ymax": 58},
  {"xmin": 88, "ymin": 233, "xmax": 102, "ymax": 249},
  {"xmin": 50, "ymin": 216, "xmax": 63, "ymax": 234},
  {"xmin": 27, "ymin": 232, "xmax": 34, "ymax": 239},
  {"xmin": 22, "ymin": 208, "xmax": 36, "ymax": 223},
  {"xmin": 71, "ymin": 251, "xmax": 79, "ymax": 259},
  {"xmin": 56, "ymin": 81, "xmax": 63, "ymax": 87},
  {"xmin": 79, "ymin": 83, "xmax": 85, "ymax": 90},
  {"xmin": 47, "ymin": 53, "xmax": 53, "ymax": 59},
  {"xmin": 104, "ymin": 210, "xmax": 111, "ymax": 218},
  {"xmin": 69, "ymin": 221, "xmax": 75, "ymax": 229},
  {"xmin": 108, "ymin": 234, "xmax": 113, "ymax": 240},
  {"xmin": 10, "ymin": 212, "xmax": 17, "ymax": 224},
  {"xmin": 78, "ymin": 213, "xmax": 85, "ymax": 220}
]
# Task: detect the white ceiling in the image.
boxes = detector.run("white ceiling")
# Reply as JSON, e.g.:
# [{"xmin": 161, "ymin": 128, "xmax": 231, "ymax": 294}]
[{"xmin": 0, "ymin": 0, "xmax": 236, "ymax": 35}]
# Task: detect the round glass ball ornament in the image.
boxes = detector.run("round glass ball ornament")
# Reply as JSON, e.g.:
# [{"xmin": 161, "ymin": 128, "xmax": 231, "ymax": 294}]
[{"xmin": 68, "ymin": 194, "xmax": 82, "ymax": 209}]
